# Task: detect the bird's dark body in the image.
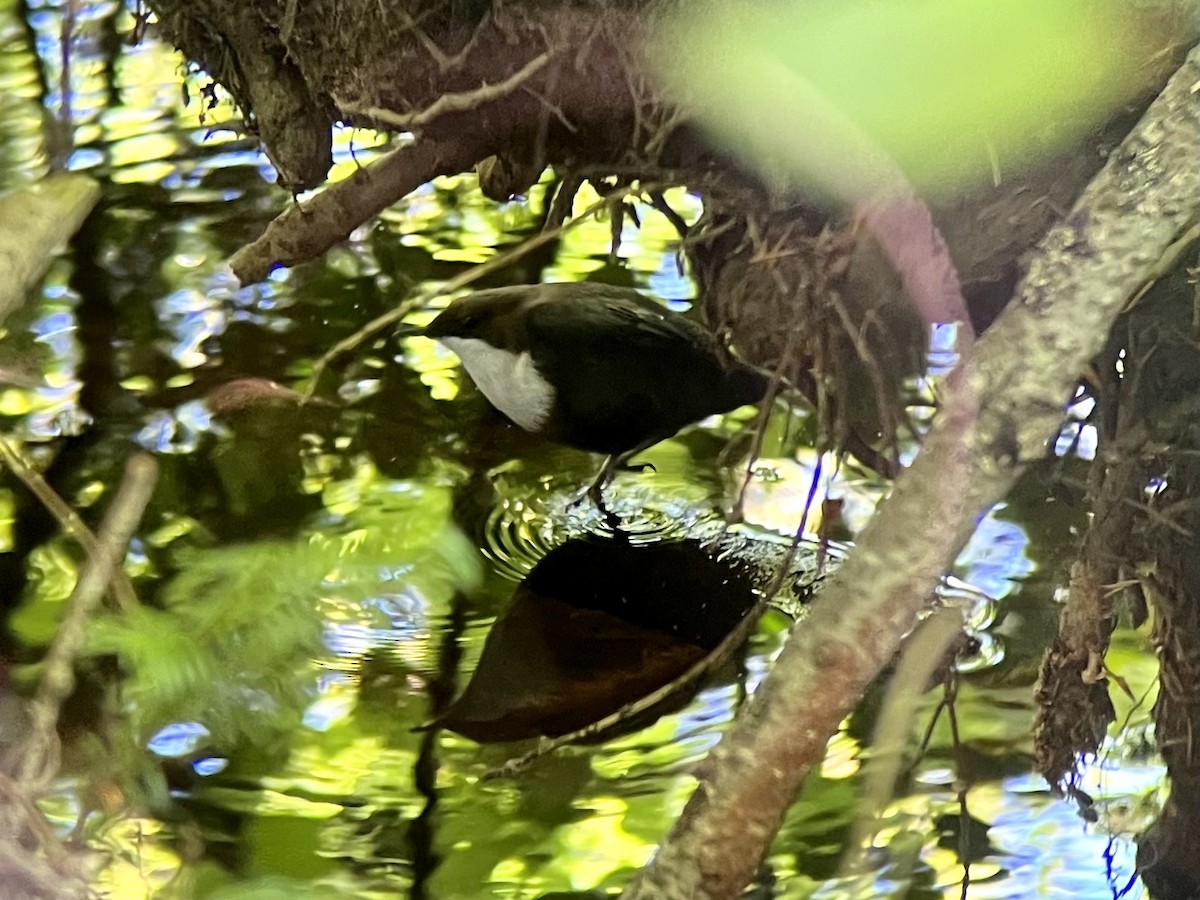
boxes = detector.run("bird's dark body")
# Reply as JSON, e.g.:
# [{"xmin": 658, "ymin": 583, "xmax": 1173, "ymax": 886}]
[{"xmin": 424, "ymin": 283, "xmax": 768, "ymax": 458}]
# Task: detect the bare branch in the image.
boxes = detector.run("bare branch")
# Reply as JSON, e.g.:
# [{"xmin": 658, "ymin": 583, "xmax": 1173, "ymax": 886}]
[
  {"xmin": 396, "ymin": 9, "xmax": 491, "ymax": 73},
  {"xmin": 229, "ymin": 135, "xmax": 491, "ymax": 284},
  {"xmin": 840, "ymin": 606, "xmax": 965, "ymax": 873},
  {"xmin": 0, "ymin": 436, "xmax": 139, "ymax": 612},
  {"xmin": 622, "ymin": 45, "xmax": 1200, "ymax": 900},
  {"xmin": 17, "ymin": 454, "xmax": 158, "ymax": 788},
  {"xmin": 340, "ymin": 51, "xmax": 553, "ymax": 131}
]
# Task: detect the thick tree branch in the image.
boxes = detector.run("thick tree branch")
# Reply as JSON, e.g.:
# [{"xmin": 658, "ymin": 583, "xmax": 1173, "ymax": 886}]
[
  {"xmin": 229, "ymin": 135, "xmax": 491, "ymax": 284},
  {"xmin": 623, "ymin": 45, "xmax": 1200, "ymax": 900},
  {"xmin": 0, "ymin": 174, "xmax": 98, "ymax": 325}
]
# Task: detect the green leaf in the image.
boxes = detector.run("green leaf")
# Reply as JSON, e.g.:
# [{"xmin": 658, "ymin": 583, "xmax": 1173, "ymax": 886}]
[{"xmin": 656, "ymin": 0, "xmax": 1158, "ymax": 196}]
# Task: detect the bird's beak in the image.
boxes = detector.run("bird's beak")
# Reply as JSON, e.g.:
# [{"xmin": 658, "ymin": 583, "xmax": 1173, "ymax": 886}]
[{"xmin": 393, "ymin": 322, "xmax": 428, "ymax": 339}]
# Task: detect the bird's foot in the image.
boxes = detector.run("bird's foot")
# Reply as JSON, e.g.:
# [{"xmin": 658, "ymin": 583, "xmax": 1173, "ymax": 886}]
[
  {"xmin": 564, "ymin": 471, "xmax": 607, "ymax": 513},
  {"xmin": 565, "ymin": 461, "xmax": 620, "ymax": 531},
  {"xmin": 581, "ymin": 455, "xmax": 620, "ymax": 508},
  {"xmin": 570, "ymin": 452, "xmax": 656, "ymax": 527},
  {"xmin": 617, "ymin": 460, "xmax": 656, "ymax": 474},
  {"xmin": 565, "ymin": 480, "xmax": 623, "ymax": 531},
  {"xmin": 585, "ymin": 478, "xmax": 607, "ymax": 508}
]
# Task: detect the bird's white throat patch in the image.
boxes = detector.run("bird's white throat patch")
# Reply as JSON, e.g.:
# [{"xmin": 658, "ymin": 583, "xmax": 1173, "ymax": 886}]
[{"xmin": 440, "ymin": 337, "xmax": 555, "ymax": 432}]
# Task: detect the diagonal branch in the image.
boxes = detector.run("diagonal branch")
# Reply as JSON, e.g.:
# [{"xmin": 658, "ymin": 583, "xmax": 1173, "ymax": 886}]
[
  {"xmin": 229, "ymin": 135, "xmax": 492, "ymax": 284},
  {"xmin": 622, "ymin": 45, "xmax": 1200, "ymax": 900},
  {"xmin": 0, "ymin": 436, "xmax": 139, "ymax": 612},
  {"xmin": 18, "ymin": 454, "xmax": 159, "ymax": 788}
]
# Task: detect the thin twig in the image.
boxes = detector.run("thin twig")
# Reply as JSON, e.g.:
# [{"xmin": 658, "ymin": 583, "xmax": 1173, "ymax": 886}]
[
  {"xmin": 17, "ymin": 454, "xmax": 158, "ymax": 787},
  {"xmin": 945, "ymin": 675, "xmax": 972, "ymax": 900},
  {"xmin": 544, "ymin": 172, "xmax": 585, "ymax": 230},
  {"xmin": 485, "ymin": 595, "xmax": 772, "ymax": 780},
  {"xmin": 0, "ymin": 436, "xmax": 138, "ymax": 611},
  {"xmin": 648, "ymin": 190, "xmax": 689, "ymax": 239},
  {"xmin": 840, "ymin": 605, "xmax": 965, "ymax": 875},
  {"xmin": 343, "ymin": 52, "xmax": 553, "ymax": 131},
  {"xmin": 1123, "ymin": 219, "xmax": 1199, "ymax": 311},
  {"xmin": 730, "ymin": 325, "xmax": 802, "ymax": 523},
  {"xmin": 0, "ymin": 772, "xmax": 67, "ymax": 859},
  {"xmin": 398, "ymin": 9, "xmax": 490, "ymax": 72},
  {"xmin": 0, "ymin": 770, "xmax": 90, "ymax": 891}
]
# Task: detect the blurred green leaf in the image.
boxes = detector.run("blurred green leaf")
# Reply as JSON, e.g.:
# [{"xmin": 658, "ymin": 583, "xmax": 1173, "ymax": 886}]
[
  {"xmin": 656, "ymin": 0, "xmax": 1159, "ymax": 196},
  {"xmin": 194, "ymin": 869, "xmax": 345, "ymax": 900}
]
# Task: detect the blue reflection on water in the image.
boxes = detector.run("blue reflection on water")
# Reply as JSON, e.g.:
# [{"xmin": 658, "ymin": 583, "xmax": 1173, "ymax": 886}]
[
  {"xmin": 978, "ymin": 783, "xmax": 1144, "ymax": 900},
  {"xmin": 135, "ymin": 401, "xmax": 214, "ymax": 454},
  {"xmin": 303, "ymin": 693, "xmax": 355, "ymax": 732},
  {"xmin": 193, "ymin": 757, "xmax": 229, "ymax": 776},
  {"xmin": 957, "ymin": 509, "xmax": 1032, "ymax": 601},
  {"xmin": 652, "ymin": 255, "xmax": 694, "ymax": 310},
  {"xmin": 928, "ymin": 321, "xmax": 961, "ymax": 375},
  {"xmin": 148, "ymin": 721, "xmax": 211, "ymax": 757}
]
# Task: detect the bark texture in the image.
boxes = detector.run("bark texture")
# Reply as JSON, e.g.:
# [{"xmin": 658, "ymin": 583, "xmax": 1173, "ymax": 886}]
[
  {"xmin": 137, "ymin": 2, "xmax": 1200, "ymax": 895},
  {"xmin": 1042, "ymin": 244, "xmax": 1200, "ymax": 896},
  {"xmin": 622, "ymin": 47, "xmax": 1200, "ymax": 899}
]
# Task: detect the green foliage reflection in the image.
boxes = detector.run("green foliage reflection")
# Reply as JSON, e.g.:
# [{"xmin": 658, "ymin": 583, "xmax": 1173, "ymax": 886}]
[
  {"xmin": 88, "ymin": 541, "xmax": 329, "ymax": 748},
  {"xmin": 87, "ymin": 470, "xmax": 481, "ymax": 751}
]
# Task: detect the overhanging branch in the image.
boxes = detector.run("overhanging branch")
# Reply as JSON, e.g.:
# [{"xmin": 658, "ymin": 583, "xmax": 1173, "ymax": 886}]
[
  {"xmin": 622, "ymin": 44, "xmax": 1200, "ymax": 900},
  {"xmin": 229, "ymin": 135, "xmax": 491, "ymax": 284}
]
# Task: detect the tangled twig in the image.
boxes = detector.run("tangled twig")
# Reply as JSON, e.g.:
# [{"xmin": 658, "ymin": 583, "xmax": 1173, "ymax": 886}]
[{"xmin": 341, "ymin": 51, "xmax": 553, "ymax": 131}]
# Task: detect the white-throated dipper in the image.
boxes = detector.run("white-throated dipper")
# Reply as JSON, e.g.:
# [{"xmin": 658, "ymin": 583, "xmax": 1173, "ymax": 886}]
[{"xmin": 422, "ymin": 282, "xmax": 770, "ymax": 504}]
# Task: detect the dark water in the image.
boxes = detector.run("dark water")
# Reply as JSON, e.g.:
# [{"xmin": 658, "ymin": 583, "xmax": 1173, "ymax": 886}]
[{"xmin": 0, "ymin": 3, "xmax": 1167, "ymax": 898}]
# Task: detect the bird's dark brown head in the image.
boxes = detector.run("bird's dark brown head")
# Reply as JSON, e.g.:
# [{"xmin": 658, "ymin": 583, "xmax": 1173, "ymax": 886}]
[{"xmin": 422, "ymin": 287, "xmax": 540, "ymax": 350}]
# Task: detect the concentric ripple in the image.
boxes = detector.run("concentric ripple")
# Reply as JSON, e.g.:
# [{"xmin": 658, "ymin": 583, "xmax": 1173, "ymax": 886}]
[
  {"xmin": 938, "ymin": 575, "xmax": 1005, "ymax": 673},
  {"xmin": 479, "ymin": 499, "xmax": 560, "ymax": 581},
  {"xmin": 479, "ymin": 471, "xmax": 735, "ymax": 580}
]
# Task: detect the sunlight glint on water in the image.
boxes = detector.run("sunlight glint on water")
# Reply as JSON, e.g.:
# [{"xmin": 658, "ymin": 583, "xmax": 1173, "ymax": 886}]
[{"xmin": 0, "ymin": 3, "xmax": 1167, "ymax": 897}]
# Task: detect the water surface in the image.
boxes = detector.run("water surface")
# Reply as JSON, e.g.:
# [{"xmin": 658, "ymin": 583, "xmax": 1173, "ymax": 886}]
[{"xmin": 0, "ymin": 3, "xmax": 1166, "ymax": 898}]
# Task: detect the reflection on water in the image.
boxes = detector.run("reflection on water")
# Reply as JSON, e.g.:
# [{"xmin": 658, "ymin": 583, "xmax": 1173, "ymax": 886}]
[
  {"xmin": 0, "ymin": 3, "xmax": 1165, "ymax": 899},
  {"xmin": 478, "ymin": 471, "xmax": 732, "ymax": 582},
  {"xmin": 441, "ymin": 533, "xmax": 767, "ymax": 743}
]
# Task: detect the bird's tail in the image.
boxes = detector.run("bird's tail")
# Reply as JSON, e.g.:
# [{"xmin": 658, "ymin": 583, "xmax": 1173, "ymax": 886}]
[{"xmin": 725, "ymin": 364, "xmax": 771, "ymax": 408}]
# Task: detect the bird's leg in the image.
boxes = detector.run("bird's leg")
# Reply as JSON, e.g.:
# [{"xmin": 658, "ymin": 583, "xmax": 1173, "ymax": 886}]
[
  {"xmin": 585, "ymin": 442, "xmax": 659, "ymax": 501},
  {"xmin": 586, "ymin": 454, "xmax": 620, "ymax": 507},
  {"xmin": 580, "ymin": 439, "xmax": 663, "ymax": 516},
  {"xmin": 582, "ymin": 457, "xmax": 627, "ymax": 533}
]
